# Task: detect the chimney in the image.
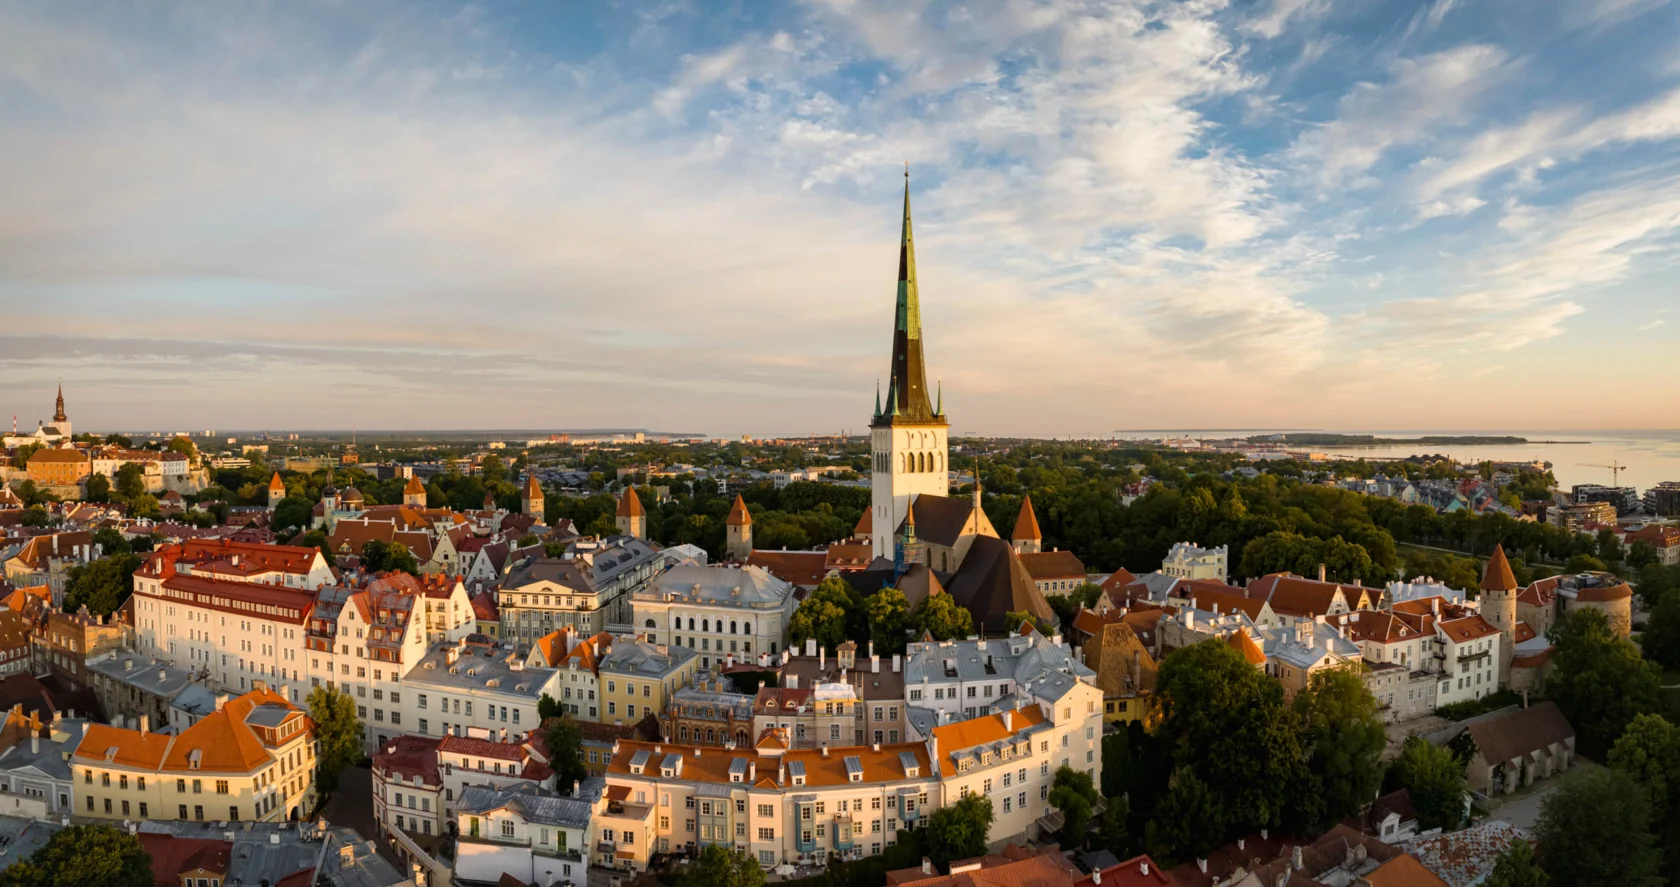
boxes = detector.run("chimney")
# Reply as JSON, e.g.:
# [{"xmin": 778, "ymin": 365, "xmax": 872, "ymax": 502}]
[
  {"xmin": 821, "ymin": 743, "xmax": 829, "ymax": 757},
  {"xmin": 1093, "ymin": 869, "xmax": 1101, "ymax": 885},
  {"xmin": 1292, "ymin": 846, "xmax": 1304, "ymax": 870},
  {"xmin": 819, "ymin": 647, "xmax": 826, "ymax": 670},
  {"xmin": 1140, "ymin": 862, "xmax": 1149, "ymax": 876},
  {"xmin": 893, "ymin": 654, "xmax": 901, "ymax": 673},
  {"xmin": 922, "ymin": 858, "xmax": 933, "ymax": 875},
  {"xmin": 1197, "ymin": 859, "xmax": 1208, "ymax": 873},
  {"xmin": 805, "ymin": 638, "xmax": 816, "ymax": 657},
  {"xmin": 749, "ymin": 761, "xmax": 756, "ymax": 782},
  {"xmin": 139, "ymin": 715, "xmax": 148, "ymax": 734},
  {"xmin": 1238, "ymin": 837, "xmax": 1245, "ymax": 850},
  {"xmin": 1002, "ymin": 710, "xmax": 1011, "ymax": 731},
  {"xmin": 1317, "ymin": 563, "xmax": 1326, "ymax": 582},
  {"xmin": 30, "ymin": 736, "xmax": 38, "ymax": 755},
  {"xmin": 872, "ymin": 655, "xmax": 880, "ymax": 674}
]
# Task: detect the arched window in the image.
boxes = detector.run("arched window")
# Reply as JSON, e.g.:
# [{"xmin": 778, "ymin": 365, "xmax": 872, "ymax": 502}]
[
  {"xmin": 644, "ymin": 619, "xmax": 655, "ymax": 628},
  {"xmin": 730, "ymin": 620, "xmax": 738, "ymax": 634},
  {"xmin": 680, "ymin": 726, "xmax": 689, "ymax": 741},
  {"xmin": 688, "ymin": 618, "xmax": 695, "ymax": 630},
  {"xmin": 743, "ymin": 621, "xmax": 751, "ymax": 635},
  {"xmin": 705, "ymin": 729, "xmax": 715, "ymax": 743},
  {"xmin": 919, "ymin": 452, "xmax": 928, "ymax": 472}
]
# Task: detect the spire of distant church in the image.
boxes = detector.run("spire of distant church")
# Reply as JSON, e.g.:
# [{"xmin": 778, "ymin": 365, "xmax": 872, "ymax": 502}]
[
  {"xmin": 53, "ymin": 382, "xmax": 65, "ymax": 423},
  {"xmin": 875, "ymin": 167, "xmax": 940, "ymax": 426}
]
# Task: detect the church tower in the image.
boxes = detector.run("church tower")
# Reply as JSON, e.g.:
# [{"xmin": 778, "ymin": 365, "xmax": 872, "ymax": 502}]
[
  {"xmin": 726, "ymin": 495, "xmax": 753, "ymax": 562},
  {"xmin": 51, "ymin": 384, "xmax": 71, "ymax": 438},
  {"xmin": 1481, "ymin": 543, "xmax": 1519, "ymax": 683},
  {"xmin": 523, "ymin": 474, "xmax": 545, "ymax": 523},
  {"xmin": 616, "ymin": 487, "xmax": 646, "ymax": 539},
  {"xmin": 869, "ymin": 171, "xmax": 949, "ymax": 562}
]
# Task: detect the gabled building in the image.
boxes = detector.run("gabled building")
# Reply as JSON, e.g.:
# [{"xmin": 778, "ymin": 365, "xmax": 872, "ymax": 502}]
[
  {"xmin": 455, "ymin": 781, "xmax": 597, "ymax": 887},
  {"xmin": 635, "ymin": 563, "xmax": 796, "ymax": 669}
]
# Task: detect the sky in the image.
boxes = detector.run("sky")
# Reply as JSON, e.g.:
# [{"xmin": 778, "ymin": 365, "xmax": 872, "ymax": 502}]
[{"xmin": 1, "ymin": 0, "xmax": 1678, "ymax": 437}]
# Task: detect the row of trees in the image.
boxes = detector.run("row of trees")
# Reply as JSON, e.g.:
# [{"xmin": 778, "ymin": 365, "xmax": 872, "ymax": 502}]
[{"xmin": 787, "ymin": 576, "xmax": 973, "ymax": 656}]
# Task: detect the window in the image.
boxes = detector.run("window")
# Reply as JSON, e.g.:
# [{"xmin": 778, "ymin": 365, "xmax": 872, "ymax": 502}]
[
  {"xmin": 759, "ymin": 803, "xmax": 774, "ymax": 817},
  {"xmin": 216, "ymin": 780, "xmax": 230, "ymax": 794},
  {"xmin": 759, "ymin": 827, "xmax": 775, "ymax": 840},
  {"xmin": 502, "ymin": 820, "xmax": 516, "ymax": 837},
  {"xmin": 230, "ymin": 806, "xmax": 240, "ymax": 821}
]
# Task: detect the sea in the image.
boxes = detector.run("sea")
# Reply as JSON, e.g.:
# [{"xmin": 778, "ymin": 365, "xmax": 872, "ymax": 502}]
[{"xmin": 1101, "ymin": 429, "xmax": 1680, "ymax": 494}]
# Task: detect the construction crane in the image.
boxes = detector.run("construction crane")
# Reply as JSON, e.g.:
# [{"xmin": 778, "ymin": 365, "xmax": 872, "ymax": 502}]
[{"xmin": 1581, "ymin": 461, "xmax": 1629, "ymax": 485}]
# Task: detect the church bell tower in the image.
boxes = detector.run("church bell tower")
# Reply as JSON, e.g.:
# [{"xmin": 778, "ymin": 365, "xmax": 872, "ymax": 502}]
[{"xmin": 869, "ymin": 171, "xmax": 949, "ymax": 562}]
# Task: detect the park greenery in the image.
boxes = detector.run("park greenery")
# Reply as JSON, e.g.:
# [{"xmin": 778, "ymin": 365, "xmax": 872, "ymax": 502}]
[{"xmin": 788, "ymin": 576, "xmax": 972, "ymax": 656}]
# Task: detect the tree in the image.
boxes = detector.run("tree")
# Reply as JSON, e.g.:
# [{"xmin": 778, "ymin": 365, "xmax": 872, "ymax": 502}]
[
  {"xmin": 680, "ymin": 845, "xmax": 765, "ymax": 887},
  {"xmin": 1484, "ymin": 840, "xmax": 1547, "ymax": 887},
  {"xmin": 1563, "ymin": 554, "xmax": 1606, "ymax": 574},
  {"xmin": 361, "ymin": 540, "xmax": 420, "ymax": 576},
  {"xmin": 537, "ymin": 693, "xmax": 564, "ymax": 721},
  {"xmin": 926, "ymin": 794, "xmax": 993, "ymax": 867},
  {"xmin": 1384, "ymin": 736, "xmax": 1466, "ymax": 831},
  {"xmin": 0, "ymin": 823, "xmax": 152, "ymax": 887},
  {"xmin": 1154, "ymin": 640, "xmax": 1304, "ymax": 848},
  {"xmin": 114, "ymin": 463, "xmax": 145, "ymax": 501},
  {"xmin": 914, "ymin": 592, "xmax": 973, "ymax": 641},
  {"xmin": 84, "ymin": 473, "xmax": 111, "ymax": 503},
  {"xmin": 1292, "ymin": 665, "xmax": 1386, "ymax": 830},
  {"xmin": 1640, "ymin": 591, "xmax": 1680, "ymax": 670},
  {"xmin": 1048, "ymin": 766, "xmax": 1099, "ymax": 847},
  {"xmin": 104, "ymin": 433, "xmax": 133, "ymax": 447},
  {"xmin": 271, "ymin": 496, "xmax": 312, "ymax": 532},
  {"xmin": 543, "ymin": 716, "xmax": 587, "ymax": 790},
  {"xmin": 1607, "ymin": 713, "xmax": 1680, "ymax": 815},
  {"xmin": 20, "ymin": 505, "xmax": 49, "ymax": 528},
  {"xmin": 164, "ymin": 437, "xmax": 198, "ymax": 460},
  {"xmin": 1153, "ymin": 769, "xmax": 1224, "ymax": 865},
  {"xmin": 11, "ymin": 442, "xmax": 43, "ymax": 469},
  {"xmin": 92, "ymin": 527, "xmax": 132, "ymax": 556},
  {"xmin": 866, "ymin": 588, "xmax": 913, "ymax": 655},
  {"xmin": 62, "ymin": 554, "xmax": 143, "ymax": 617},
  {"xmin": 1547, "ymin": 608, "xmax": 1660, "ymax": 758},
  {"xmin": 306, "ymin": 685, "xmax": 362, "ymax": 794},
  {"xmin": 789, "ymin": 578, "xmax": 855, "ymax": 652},
  {"xmin": 1533, "ymin": 768, "xmax": 1661, "ymax": 887}
]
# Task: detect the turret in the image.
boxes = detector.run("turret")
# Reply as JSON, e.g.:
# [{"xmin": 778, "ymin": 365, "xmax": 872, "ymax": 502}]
[
  {"xmin": 726, "ymin": 495, "xmax": 753, "ymax": 561},
  {"xmin": 402, "ymin": 474, "xmax": 427, "ymax": 508},
  {"xmin": 523, "ymin": 474, "xmax": 545, "ymax": 523},
  {"xmin": 615, "ymin": 487, "xmax": 645, "ymax": 539},
  {"xmin": 267, "ymin": 472, "xmax": 286, "ymax": 511},
  {"xmin": 1012, "ymin": 494, "xmax": 1042, "ymax": 555}
]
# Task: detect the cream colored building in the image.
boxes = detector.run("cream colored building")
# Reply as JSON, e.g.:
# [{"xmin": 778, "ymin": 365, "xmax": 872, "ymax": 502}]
[
  {"xmin": 71, "ymin": 685, "xmax": 317, "ymax": 823},
  {"xmin": 598, "ymin": 732, "xmax": 940, "ymax": 871},
  {"xmin": 598, "ymin": 638, "xmax": 699, "ymax": 727}
]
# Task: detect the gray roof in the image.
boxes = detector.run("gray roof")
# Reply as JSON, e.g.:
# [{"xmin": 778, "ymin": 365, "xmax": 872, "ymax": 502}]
[
  {"xmin": 899, "ymin": 751, "xmax": 920, "ymax": 773},
  {"xmin": 244, "ymin": 704, "xmax": 298, "ymax": 730},
  {"xmin": 457, "ymin": 782, "xmax": 593, "ymax": 829},
  {"xmin": 903, "ymin": 630, "xmax": 1094, "ymax": 689},
  {"xmin": 629, "ymin": 749, "xmax": 652, "ymax": 770},
  {"xmin": 87, "ymin": 651, "xmax": 201, "ymax": 701},
  {"xmin": 170, "ymin": 683, "xmax": 220, "ymax": 719},
  {"xmin": 404, "ymin": 641, "xmax": 557, "ymax": 701},
  {"xmin": 0, "ymin": 719, "xmax": 88, "ymax": 782},
  {"xmin": 599, "ymin": 636, "xmax": 697, "ymax": 678},
  {"xmin": 644, "ymin": 564, "xmax": 795, "ymax": 609},
  {"xmin": 322, "ymin": 828, "xmax": 410, "ymax": 887},
  {"xmin": 0, "ymin": 814, "xmax": 62, "ymax": 869},
  {"xmin": 137, "ymin": 820, "xmax": 330, "ymax": 887}
]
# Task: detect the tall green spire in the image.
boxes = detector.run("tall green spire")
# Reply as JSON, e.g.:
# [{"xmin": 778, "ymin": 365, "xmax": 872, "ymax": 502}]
[{"xmin": 874, "ymin": 167, "xmax": 941, "ymax": 427}]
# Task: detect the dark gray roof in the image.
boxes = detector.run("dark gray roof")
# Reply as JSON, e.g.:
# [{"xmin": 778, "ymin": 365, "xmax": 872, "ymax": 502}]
[
  {"xmin": 896, "ymin": 494, "xmax": 982, "ymax": 548},
  {"xmin": 943, "ymin": 535, "xmax": 1055, "ymax": 634}
]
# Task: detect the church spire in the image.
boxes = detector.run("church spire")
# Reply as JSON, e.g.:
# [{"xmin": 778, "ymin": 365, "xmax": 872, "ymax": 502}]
[
  {"xmin": 874, "ymin": 168, "xmax": 941, "ymax": 427},
  {"xmin": 53, "ymin": 382, "xmax": 66, "ymax": 423}
]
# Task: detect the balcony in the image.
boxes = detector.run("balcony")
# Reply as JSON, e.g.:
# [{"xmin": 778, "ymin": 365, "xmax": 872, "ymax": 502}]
[
  {"xmin": 833, "ymin": 820, "xmax": 854, "ymax": 850},
  {"xmin": 795, "ymin": 829, "xmax": 816, "ymax": 853}
]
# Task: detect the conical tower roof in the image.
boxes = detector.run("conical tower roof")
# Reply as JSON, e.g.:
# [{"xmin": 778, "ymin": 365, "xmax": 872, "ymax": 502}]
[
  {"xmin": 872, "ymin": 171, "xmax": 942, "ymax": 427},
  {"xmin": 1481, "ymin": 544, "xmax": 1518, "ymax": 592},
  {"xmin": 524, "ymin": 473, "xmax": 542, "ymax": 499},
  {"xmin": 403, "ymin": 475, "xmax": 425, "ymax": 496},
  {"xmin": 1013, "ymin": 495, "xmax": 1042, "ymax": 542},
  {"xmin": 616, "ymin": 487, "xmax": 644, "ymax": 518},
  {"xmin": 726, "ymin": 494, "xmax": 752, "ymax": 527},
  {"xmin": 268, "ymin": 472, "xmax": 286, "ymax": 493}
]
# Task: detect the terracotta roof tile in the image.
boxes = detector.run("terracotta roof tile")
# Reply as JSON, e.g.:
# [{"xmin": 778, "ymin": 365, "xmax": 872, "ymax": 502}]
[
  {"xmin": 616, "ymin": 488, "xmax": 645, "ymax": 518},
  {"xmin": 726, "ymin": 495, "xmax": 751, "ymax": 527},
  {"xmin": 1012, "ymin": 496, "xmax": 1042, "ymax": 542},
  {"xmin": 1480, "ymin": 545, "xmax": 1517, "ymax": 592}
]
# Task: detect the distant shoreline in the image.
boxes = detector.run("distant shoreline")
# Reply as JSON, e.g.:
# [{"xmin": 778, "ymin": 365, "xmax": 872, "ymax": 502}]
[{"xmin": 1249, "ymin": 433, "xmax": 1592, "ymax": 447}]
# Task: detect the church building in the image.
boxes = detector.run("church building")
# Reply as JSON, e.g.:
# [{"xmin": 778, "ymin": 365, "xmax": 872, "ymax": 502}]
[{"xmin": 856, "ymin": 175, "xmax": 1056, "ymax": 635}]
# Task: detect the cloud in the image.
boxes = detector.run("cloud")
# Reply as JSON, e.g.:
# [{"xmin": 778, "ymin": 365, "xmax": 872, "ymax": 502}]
[
  {"xmin": 1416, "ymin": 194, "xmax": 1487, "ymax": 221},
  {"xmin": 1291, "ymin": 44, "xmax": 1510, "ymax": 186},
  {"xmin": 1640, "ymin": 318, "xmax": 1668, "ymax": 331},
  {"xmin": 1244, "ymin": 0, "xmax": 1332, "ymax": 40}
]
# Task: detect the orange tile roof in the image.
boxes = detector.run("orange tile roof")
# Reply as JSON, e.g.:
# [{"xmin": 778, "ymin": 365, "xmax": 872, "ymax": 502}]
[
  {"xmin": 1437, "ymin": 614, "xmax": 1501, "ymax": 643},
  {"xmin": 1247, "ymin": 573, "xmax": 1368, "ymax": 617},
  {"xmin": 1099, "ymin": 568, "xmax": 1138, "ymax": 594},
  {"xmin": 853, "ymin": 509, "xmax": 872, "ymax": 537},
  {"xmin": 268, "ymin": 472, "xmax": 286, "ymax": 492},
  {"xmin": 747, "ymin": 550, "xmax": 829, "ymax": 587},
  {"xmin": 726, "ymin": 495, "xmax": 751, "ymax": 527},
  {"xmin": 616, "ymin": 488, "xmax": 645, "ymax": 518},
  {"xmin": 1018, "ymin": 550, "xmax": 1085, "ymax": 580},
  {"xmin": 75, "ymin": 722, "xmax": 175, "ymax": 769},
  {"xmin": 1012, "ymin": 496, "xmax": 1042, "ymax": 541},
  {"xmin": 404, "ymin": 475, "xmax": 426, "ymax": 496},
  {"xmin": 929, "ymin": 705, "xmax": 1048, "ymax": 777},
  {"xmin": 1480, "ymin": 545, "xmax": 1517, "ymax": 592},
  {"xmin": 1181, "ymin": 583, "xmax": 1267, "ymax": 621},
  {"xmin": 164, "ymin": 687, "xmax": 307, "ymax": 773},
  {"xmin": 1228, "ymin": 628, "xmax": 1267, "ymax": 665},
  {"xmin": 523, "ymin": 474, "xmax": 542, "ymax": 498}
]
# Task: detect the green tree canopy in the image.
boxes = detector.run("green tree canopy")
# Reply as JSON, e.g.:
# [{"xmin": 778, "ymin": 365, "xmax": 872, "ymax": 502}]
[
  {"xmin": 1608, "ymin": 713, "xmax": 1680, "ymax": 816},
  {"xmin": 866, "ymin": 587, "xmax": 913, "ymax": 655},
  {"xmin": 306, "ymin": 684, "xmax": 363, "ymax": 794},
  {"xmin": 62, "ymin": 553, "xmax": 143, "ymax": 617},
  {"xmin": 789, "ymin": 577, "xmax": 857, "ymax": 652},
  {"xmin": 1154, "ymin": 639, "xmax": 1304, "ymax": 849},
  {"xmin": 1484, "ymin": 840, "xmax": 1547, "ymax": 887},
  {"xmin": 0, "ymin": 824, "xmax": 152, "ymax": 887},
  {"xmin": 543, "ymin": 715, "xmax": 588, "ymax": 790},
  {"xmin": 114, "ymin": 463, "xmax": 146, "ymax": 500},
  {"xmin": 680, "ymin": 845, "xmax": 766, "ymax": 887},
  {"xmin": 1534, "ymin": 768, "xmax": 1661, "ymax": 887},
  {"xmin": 1383, "ymin": 736, "xmax": 1466, "ymax": 831},
  {"xmin": 925, "ymin": 794, "xmax": 994, "ymax": 867},
  {"xmin": 1291, "ymin": 665, "xmax": 1386, "ymax": 831},
  {"xmin": 1048, "ymin": 766, "xmax": 1099, "ymax": 847},
  {"xmin": 914, "ymin": 591, "xmax": 973, "ymax": 641},
  {"xmin": 84, "ymin": 473, "xmax": 111, "ymax": 503},
  {"xmin": 271, "ymin": 495, "xmax": 313, "ymax": 532},
  {"xmin": 1547, "ymin": 608, "xmax": 1660, "ymax": 758}
]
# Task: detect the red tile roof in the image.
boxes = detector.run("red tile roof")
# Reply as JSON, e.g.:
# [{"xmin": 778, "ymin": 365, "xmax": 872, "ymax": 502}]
[
  {"xmin": 616, "ymin": 488, "xmax": 644, "ymax": 518},
  {"xmin": 1012, "ymin": 496, "xmax": 1042, "ymax": 542},
  {"xmin": 1480, "ymin": 545, "xmax": 1517, "ymax": 592},
  {"xmin": 726, "ymin": 495, "xmax": 751, "ymax": 527}
]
